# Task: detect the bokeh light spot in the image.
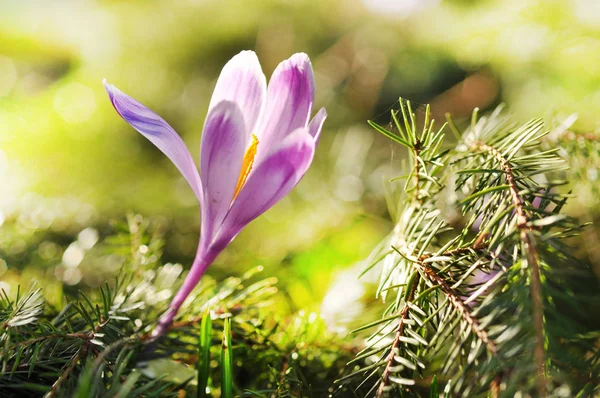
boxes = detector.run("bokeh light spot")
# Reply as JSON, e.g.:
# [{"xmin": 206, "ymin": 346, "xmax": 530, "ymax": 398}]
[
  {"xmin": 78, "ymin": 227, "xmax": 99, "ymax": 250},
  {"xmin": 63, "ymin": 267, "xmax": 82, "ymax": 285},
  {"xmin": 62, "ymin": 242, "xmax": 84, "ymax": 268},
  {"xmin": 38, "ymin": 241, "xmax": 59, "ymax": 260},
  {"xmin": 0, "ymin": 56, "xmax": 17, "ymax": 97},
  {"xmin": 334, "ymin": 175, "xmax": 364, "ymax": 202},
  {"xmin": 0, "ymin": 259, "xmax": 7, "ymax": 278}
]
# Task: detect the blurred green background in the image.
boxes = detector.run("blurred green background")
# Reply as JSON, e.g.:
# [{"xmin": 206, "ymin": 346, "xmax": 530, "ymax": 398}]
[{"xmin": 1, "ymin": 0, "xmax": 599, "ymax": 331}]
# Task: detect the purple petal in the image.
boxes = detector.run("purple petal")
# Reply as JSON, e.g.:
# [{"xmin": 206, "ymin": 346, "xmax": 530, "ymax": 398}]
[
  {"xmin": 199, "ymin": 101, "xmax": 247, "ymax": 250},
  {"xmin": 308, "ymin": 107, "xmax": 327, "ymax": 145},
  {"xmin": 257, "ymin": 53, "xmax": 315, "ymax": 158},
  {"xmin": 208, "ymin": 50, "xmax": 266, "ymax": 134},
  {"xmin": 104, "ymin": 80, "xmax": 203, "ymax": 201},
  {"xmin": 213, "ymin": 128, "xmax": 315, "ymax": 248}
]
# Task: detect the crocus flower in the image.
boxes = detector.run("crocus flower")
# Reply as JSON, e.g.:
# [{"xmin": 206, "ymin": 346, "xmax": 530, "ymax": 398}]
[{"xmin": 104, "ymin": 51, "xmax": 326, "ymax": 337}]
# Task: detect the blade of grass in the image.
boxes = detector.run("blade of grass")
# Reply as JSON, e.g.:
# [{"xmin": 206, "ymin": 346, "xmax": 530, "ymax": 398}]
[
  {"xmin": 221, "ymin": 317, "xmax": 233, "ymax": 398},
  {"xmin": 429, "ymin": 375, "xmax": 438, "ymax": 398},
  {"xmin": 197, "ymin": 308, "xmax": 212, "ymax": 398}
]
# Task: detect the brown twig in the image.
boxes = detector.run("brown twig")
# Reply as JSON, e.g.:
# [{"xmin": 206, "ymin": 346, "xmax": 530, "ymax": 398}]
[
  {"xmin": 474, "ymin": 141, "xmax": 546, "ymax": 396},
  {"xmin": 376, "ymin": 130, "xmax": 497, "ymax": 395},
  {"xmin": 8, "ymin": 333, "xmax": 92, "ymax": 351},
  {"xmin": 559, "ymin": 131, "xmax": 600, "ymax": 142},
  {"xmin": 276, "ymin": 352, "xmax": 291, "ymax": 394},
  {"xmin": 490, "ymin": 374, "xmax": 502, "ymax": 398},
  {"xmin": 474, "ymin": 142, "xmax": 528, "ymax": 228},
  {"xmin": 46, "ymin": 344, "xmax": 88, "ymax": 398},
  {"xmin": 376, "ymin": 235, "xmax": 492, "ymax": 396},
  {"xmin": 418, "ymin": 261, "xmax": 497, "ymax": 355},
  {"xmin": 45, "ymin": 316, "xmax": 106, "ymax": 398},
  {"xmin": 414, "ymin": 241, "xmax": 496, "ymax": 354},
  {"xmin": 413, "ymin": 140, "xmax": 422, "ymax": 203},
  {"xmin": 376, "ymin": 276, "xmax": 420, "ymax": 398}
]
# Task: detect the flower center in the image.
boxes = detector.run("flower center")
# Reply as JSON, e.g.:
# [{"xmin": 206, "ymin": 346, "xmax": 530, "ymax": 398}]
[{"xmin": 233, "ymin": 134, "xmax": 259, "ymax": 200}]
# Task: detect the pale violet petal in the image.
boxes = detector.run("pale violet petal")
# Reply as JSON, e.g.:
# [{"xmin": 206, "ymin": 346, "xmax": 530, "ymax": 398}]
[
  {"xmin": 308, "ymin": 107, "xmax": 327, "ymax": 145},
  {"xmin": 208, "ymin": 50, "xmax": 266, "ymax": 135},
  {"xmin": 104, "ymin": 80, "xmax": 203, "ymax": 201},
  {"xmin": 199, "ymin": 101, "xmax": 247, "ymax": 250},
  {"xmin": 256, "ymin": 53, "xmax": 315, "ymax": 159},
  {"xmin": 212, "ymin": 128, "xmax": 315, "ymax": 249}
]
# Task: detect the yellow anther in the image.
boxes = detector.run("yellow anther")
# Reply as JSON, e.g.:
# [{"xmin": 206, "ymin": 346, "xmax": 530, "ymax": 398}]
[{"xmin": 233, "ymin": 134, "xmax": 259, "ymax": 200}]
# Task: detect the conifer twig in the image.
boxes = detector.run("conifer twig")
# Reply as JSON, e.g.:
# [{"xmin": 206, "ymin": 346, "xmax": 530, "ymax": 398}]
[
  {"xmin": 558, "ymin": 131, "xmax": 599, "ymax": 142},
  {"xmin": 378, "ymin": 240, "xmax": 494, "ymax": 396},
  {"xmin": 419, "ymin": 262, "xmax": 497, "ymax": 355},
  {"xmin": 474, "ymin": 141, "xmax": 546, "ymax": 396},
  {"xmin": 417, "ymin": 241, "xmax": 497, "ymax": 355},
  {"xmin": 376, "ymin": 278, "xmax": 419, "ymax": 398},
  {"xmin": 413, "ymin": 140, "xmax": 422, "ymax": 203},
  {"xmin": 490, "ymin": 374, "xmax": 502, "ymax": 398},
  {"xmin": 8, "ymin": 333, "xmax": 94, "ymax": 351},
  {"xmin": 45, "ymin": 344, "xmax": 88, "ymax": 398},
  {"xmin": 45, "ymin": 315, "xmax": 106, "ymax": 398}
]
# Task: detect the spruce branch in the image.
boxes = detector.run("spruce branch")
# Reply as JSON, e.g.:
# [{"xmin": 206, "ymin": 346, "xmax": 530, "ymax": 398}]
[
  {"xmin": 552, "ymin": 130, "xmax": 600, "ymax": 143},
  {"xmin": 46, "ymin": 342, "xmax": 88, "ymax": 398},
  {"xmin": 490, "ymin": 374, "xmax": 502, "ymax": 398},
  {"xmin": 6, "ymin": 333, "xmax": 96, "ymax": 352},
  {"xmin": 386, "ymin": 238, "xmax": 496, "ymax": 381},
  {"xmin": 348, "ymin": 99, "xmax": 598, "ymax": 397},
  {"xmin": 376, "ymin": 275, "xmax": 419, "ymax": 397},
  {"xmin": 473, "ymin": 140, "xmax": 545, "ymax": 395},
  {"xmin": 373, "ymin": 104, "xmax": 433, "ymax": 397},
  {"xmin": 418, "ymin": 258, "xmax": 496, "ymax": 355}
]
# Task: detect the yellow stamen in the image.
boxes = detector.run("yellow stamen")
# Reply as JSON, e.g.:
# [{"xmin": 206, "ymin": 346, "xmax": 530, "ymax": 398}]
[{"xmin": 233, "ymin": 134, "xmax": 259, "ymax": 200}]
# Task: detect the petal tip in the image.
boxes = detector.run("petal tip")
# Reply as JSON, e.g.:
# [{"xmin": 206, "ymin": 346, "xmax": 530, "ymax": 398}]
[
  {"xmin": 102, "ymin": 79, "xmax": 111, "ymax": 93},
  {"xmin": 308, "ymin": 107, "xmax": 327, "ymax": 144},
  {"xmin": 290, "ymin": 52, "xmax": 311, "ymax": 64},
  {"xmin": 280, "ymin": 53, "xmax": 313, "ymax": 76},
  {"xmin": 103, "ymin": 80, "xmax": 118, "ymax": 109},
  {"xmin": 103, "ymin": 79, "xmax": 121, "ymax": 104},
  {"xmin": 228, "ymin": 50, "xmax": 261, "ymax": 68},
  {"xmin": 102, "ymin": 80, "xmax": 124, "ymax": 115},
  {"xmin": 237, "ymin": 49, "xmax": 258, "ymax": 58},
  {"xmin": 102, "ymin": 78, "xmax": 114, "ymax": 92},
  {"xmin": 276, "ymin": 53, "xmax": 313, "ymax": 74}
]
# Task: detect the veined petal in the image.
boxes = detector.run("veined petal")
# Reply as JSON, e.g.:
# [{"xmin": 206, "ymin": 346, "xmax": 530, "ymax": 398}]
[
  {"xmin": 208, "ymin": 50, "xmax": 267, "ymax": 134},
  {"xmin": 104, "ymin": 80, "xmax": 203, "ymax": 201},
  {"xmin": 212, "ymin": 128, "xmax": 315, "ymax": 249},
  {"xmin": 257, "ymin": 53, "xmax": 315, "ymax": 158},
  {"xmin": 199, "ymin": 101, "xmax": 248, "ymax": 249},
  {"xmin": 308, "ymin": 107, "xmax": 327, "ymax": 145}
]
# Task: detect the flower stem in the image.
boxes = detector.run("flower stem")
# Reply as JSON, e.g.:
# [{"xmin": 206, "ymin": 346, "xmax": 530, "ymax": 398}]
[{"xmin": 151, "ymin": 249, "xmax": 219, "ymax": 338}]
